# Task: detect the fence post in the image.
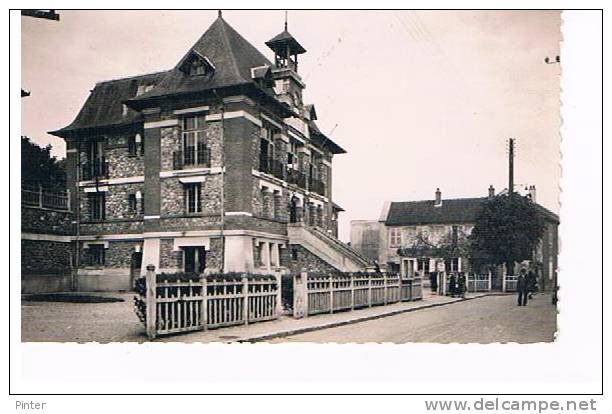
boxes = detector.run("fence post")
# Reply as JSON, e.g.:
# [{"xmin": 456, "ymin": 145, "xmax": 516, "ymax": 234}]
[
  {"xmin": 200, "ymin": 274, "xmax": 208, "ymax": 331},
  {"xmin": 502, "ymin": 265, "xmax": 507, "ymax": 292},
  {"xmin": 441, "ymin": 272, "xmax": 447, "ymax": 296},
  {"xmin": 329, "ymin": 274, "xmax": 334, "ymax": 314},
  {"xmin": 38, "ymin": 184, "xmax": 43, "ymax": 208},
  {"xmin": 145, "ymin": 264, "xmax": 157, "ymax": 339},
  {"xmin": 274, "ymin": 271, "xmax": 283, "ymax": 317},
  {"xmin": 350, "ymin": 273, "xmax": 355, "ymax": 310},
  {"xmin": 383, "ymin": 273, "xmax": 388, "ymax": 305},
  {"xmin": 242, "ymin": 275, "xmax": 249, "ymax": 325},
  {"xmin": 293, "ymin": 271, "xmax": 308, "ymax": 318},
  {"xmin": 66, "ymin": 188, "xmax": 71, "ymax": 211},
  {"xmin": 367, "ymin": 273, "xmax": 372, "ymax": 307},
  {"xmin": 488, "ymin": 270, "xmax": 492, "ymax": 291}
]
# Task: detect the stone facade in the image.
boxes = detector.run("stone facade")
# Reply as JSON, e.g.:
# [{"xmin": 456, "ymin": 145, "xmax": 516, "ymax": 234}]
[
  {"xmin": 21, "ymin": 239, "xmax": 72, "ymax": 275},
  {"xmin": 105, "ymin": 240, "xmax": 140, "ymax": 269},
  {"xmin": 21, "ymin": 206, "xmax": 74, "ymax": 293},
  {"xmin": 22, "ymin": 206, "xmax": 73, "ymax": 235},
  {"xmin": 160, "ymin": 175, "xmax": 222, "ymax": 216},
  {"xmin": 281, "ymin": 245, "xmax": 339, "ymax": 274}
]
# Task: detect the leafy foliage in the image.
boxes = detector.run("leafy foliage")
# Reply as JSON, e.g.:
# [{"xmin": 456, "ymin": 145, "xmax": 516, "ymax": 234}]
[
  {"xmin": 469, "ymin": 193, "xmax": 545, "ymax": 267},
  {"xmin": 21, "ymin": 136, "xmax": 66, "ymax": 189}
]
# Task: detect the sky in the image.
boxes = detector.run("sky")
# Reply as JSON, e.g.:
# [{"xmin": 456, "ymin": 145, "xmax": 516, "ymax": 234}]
[{"xmin": 21, "ymin": 10, "xmax": 561, "ymax": 242}]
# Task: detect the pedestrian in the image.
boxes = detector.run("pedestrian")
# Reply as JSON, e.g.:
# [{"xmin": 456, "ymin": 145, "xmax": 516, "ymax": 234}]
[
  {"xmin": 458, "ymin": 273, "xmax": 466, "ymax": 298},
  {"xmin": 448, "ymin": 272, "xmax": 456, "ymax": 297},
  {"xmin": 516, "ymin": 268, "xmax": 529, "ymax": 306},
  {"xmin": 526, "ymin": 269, "xmax": 538, "ymax": 299}
]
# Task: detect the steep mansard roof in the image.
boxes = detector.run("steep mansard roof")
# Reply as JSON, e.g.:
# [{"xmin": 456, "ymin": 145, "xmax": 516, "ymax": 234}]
[
  {"xmin": 51, "ymin": 16, "xmax": 275, "ymax": 137},
  {"xmin": 128, "ymin": 16, "xmax": 274, "ymax": 104},
  {"xmin": 50, "ymin": 15, "xmax": 346, "ymax": 158},
  {"xmin": 385, "ymin": 197, "xmax": 559, "ymax": 226},
  {"xmin": 50, "ymin": 71, "xmax": 168, "ymax": 136}
]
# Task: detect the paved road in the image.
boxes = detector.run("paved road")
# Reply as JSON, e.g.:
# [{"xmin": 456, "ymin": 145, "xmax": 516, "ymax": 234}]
[
  {"xmin": 270, "ymin": 293, "xmax": 557, "ymax": 344},
  {"xmin": 21, "ymin": 292, "xmax": 144, "ymax": 343}
]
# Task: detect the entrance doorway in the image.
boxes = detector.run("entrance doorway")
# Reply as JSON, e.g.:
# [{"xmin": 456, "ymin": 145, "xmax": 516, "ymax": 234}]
[
  {"xmin": 183, "ymin": 246, "xmax": 206, "ymax": 274},
  {"xmin": 130, "ymin": 251, "xmax": 143, "ymax": 290}
]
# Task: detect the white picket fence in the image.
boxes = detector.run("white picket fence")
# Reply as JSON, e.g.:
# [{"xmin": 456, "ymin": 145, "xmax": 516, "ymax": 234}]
[
  {"xmin": 467, "ymin": 272, "xmax": 492, "ymax": 292},
  {"xmin": 293, "ymin": 272, "xmax": 422, "ymax": 318},
  {"xmin": 503, "ymin": 274, "xmax": 519, "ymax": 292},
  {"xmin": 137, "ymin": 266, "xmax": 281, "ymax": 339}
]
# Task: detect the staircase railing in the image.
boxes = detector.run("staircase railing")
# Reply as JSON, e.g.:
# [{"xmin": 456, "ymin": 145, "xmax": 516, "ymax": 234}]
[{"xmin": 307, "ymin": 226, "xmax": 372, "ymax": 267}]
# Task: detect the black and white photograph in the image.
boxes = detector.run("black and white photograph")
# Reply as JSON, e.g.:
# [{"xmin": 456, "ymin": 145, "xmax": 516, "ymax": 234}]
[{"xmin": 9, "ymin": 4, "xmax": 604, "ymax": 407}]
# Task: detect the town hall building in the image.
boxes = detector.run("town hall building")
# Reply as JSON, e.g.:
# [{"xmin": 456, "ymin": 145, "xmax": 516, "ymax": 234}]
[{"xmin": 46, "ymin": 13, "xmax": 370, "ymax": 291}]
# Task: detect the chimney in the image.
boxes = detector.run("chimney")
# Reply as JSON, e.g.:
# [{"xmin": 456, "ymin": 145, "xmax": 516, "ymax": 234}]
[
  {"xmin": 488, "ymin": 185, "xmax": 495, "ymax": 198},
  {"xmin": 434, "ymin": 188, "xmax": 442, "ymax": 207},
  {"xmin": 528, "ymin": 185, "xmax": 537, "ymax": 202}
]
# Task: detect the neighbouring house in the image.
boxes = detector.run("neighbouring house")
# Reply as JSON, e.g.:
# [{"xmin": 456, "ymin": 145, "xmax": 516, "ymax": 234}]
[
  {"xmin": 350, "ymin": 186, "xmax": 559, "ymax": 291},
  {"xmin": 44, "ymin": 14, "xmax": 370, "ymax": 292}
]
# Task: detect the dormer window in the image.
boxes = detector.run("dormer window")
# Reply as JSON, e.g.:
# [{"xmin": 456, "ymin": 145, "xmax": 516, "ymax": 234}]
[
  {"xmin": 189, "ymin": 60, "xmax": 207, "ymax": 76},
  {"xmin": 136, "ymin": 84, "xmax": 154, "ymax": 96},
  {"xmin": 179, "ymin": 50, "xmax": 215, "ymax": 77}
]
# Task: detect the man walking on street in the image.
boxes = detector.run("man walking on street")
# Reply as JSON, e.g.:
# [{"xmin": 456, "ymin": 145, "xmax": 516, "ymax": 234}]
[
  {"xmin": 527, "ymin": 268, "xmax": 538, "ymax": 299},
  {"xmin": 517, "ymin": 268, "xmax": 529, "ymax": 306}
]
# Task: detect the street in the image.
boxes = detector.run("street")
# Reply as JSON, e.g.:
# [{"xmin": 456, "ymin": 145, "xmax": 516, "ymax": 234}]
[
  {"xmin": 21, "ymin": 292, "xmax": 556, "ymax": 343},
  {"xmin": 269, "ymin": 293, "xmax": 557, "ymax": 344}
]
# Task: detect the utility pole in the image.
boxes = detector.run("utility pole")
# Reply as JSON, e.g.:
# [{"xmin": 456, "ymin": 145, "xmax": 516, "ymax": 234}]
[{"xmin": 508, "ymin": 138, "xmax": 514, "ymax": 195}]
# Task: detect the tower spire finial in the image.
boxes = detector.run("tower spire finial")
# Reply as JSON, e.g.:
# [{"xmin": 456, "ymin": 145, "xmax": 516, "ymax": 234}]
[
  {"xmin": 218, "ymin": 10, "xmax": 222, "ymax": 18},
  {"xmin": 284, "ymin": 10, "xmax": 288, "ymax": 31}
]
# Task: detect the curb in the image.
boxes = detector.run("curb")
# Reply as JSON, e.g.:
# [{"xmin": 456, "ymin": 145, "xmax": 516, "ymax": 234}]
[{"xmin": 238, "ymin": 293, "xmax": 502, "ymax": 342}]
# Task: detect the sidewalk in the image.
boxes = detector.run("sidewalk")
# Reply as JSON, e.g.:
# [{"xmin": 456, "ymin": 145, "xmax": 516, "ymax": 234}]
[{"xmin": 157, "ymin": 291, "xmax": 501, "ymax": 343}]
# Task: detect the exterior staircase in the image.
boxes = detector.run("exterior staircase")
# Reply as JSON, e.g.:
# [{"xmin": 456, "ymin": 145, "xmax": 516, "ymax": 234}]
[{"xmin": 287, "ymin": 223, "xmax": 373, "ymax": 272}]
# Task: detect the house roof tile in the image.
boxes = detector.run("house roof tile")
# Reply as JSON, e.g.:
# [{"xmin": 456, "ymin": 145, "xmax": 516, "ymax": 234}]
[
  {"xmin": 386, "ymin": 197, "xmax": 559, "ymax": 226},
  {"xmin": 49, "ymin": 71, "xmax": 168, "ymax": 136}
]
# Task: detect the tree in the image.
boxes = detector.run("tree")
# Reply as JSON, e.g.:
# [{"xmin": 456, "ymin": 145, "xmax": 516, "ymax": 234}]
[
  {"xmin": 469, "ymin": 193, "xmax": 545, "ymax": 271},
  {"xmin": 21, "ymin": 136, "xmax": 66, "ymax": 189}
]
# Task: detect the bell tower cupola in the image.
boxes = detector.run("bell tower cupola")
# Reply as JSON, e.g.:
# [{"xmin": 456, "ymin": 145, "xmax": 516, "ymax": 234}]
[
  {"xmin": 265, "ymin": 14, "xmax": 306, "ymax": 73},
  {"xmin": 266, "ymin": 13, "xmax": 307, "ymax": 112}
]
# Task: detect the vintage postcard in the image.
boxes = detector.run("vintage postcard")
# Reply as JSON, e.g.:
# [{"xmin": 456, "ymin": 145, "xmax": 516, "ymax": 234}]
[
  {"xmin": 20, "ymin": 9, "xmax": 562, "ymax": 344},
  {"xmin": 11, "ymin": 7, "xmax": 604, "ymax": 404}
]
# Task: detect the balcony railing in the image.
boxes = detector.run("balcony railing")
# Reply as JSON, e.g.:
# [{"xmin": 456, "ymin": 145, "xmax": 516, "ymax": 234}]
[
  {"xmin": 81, "ymin": 158, "xmax": 109, "ymax": 181},
  {"xmin": 259, "ymin": 158, "xmax": 286, "ymax": 181},
  {"xmin": 173, "ymin": 147, "xmax": 211, "ymax": 170},
  {"xmin": 309, "ymin": 178, "xmax": 326, "ymax": 196},
  {"xmin": 286, "ymin": 168, "xmax": 307, "ymax": 189},
  {"xmin": 22, "ymin": 185, "xmax": 71, "ymax": 211}
]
